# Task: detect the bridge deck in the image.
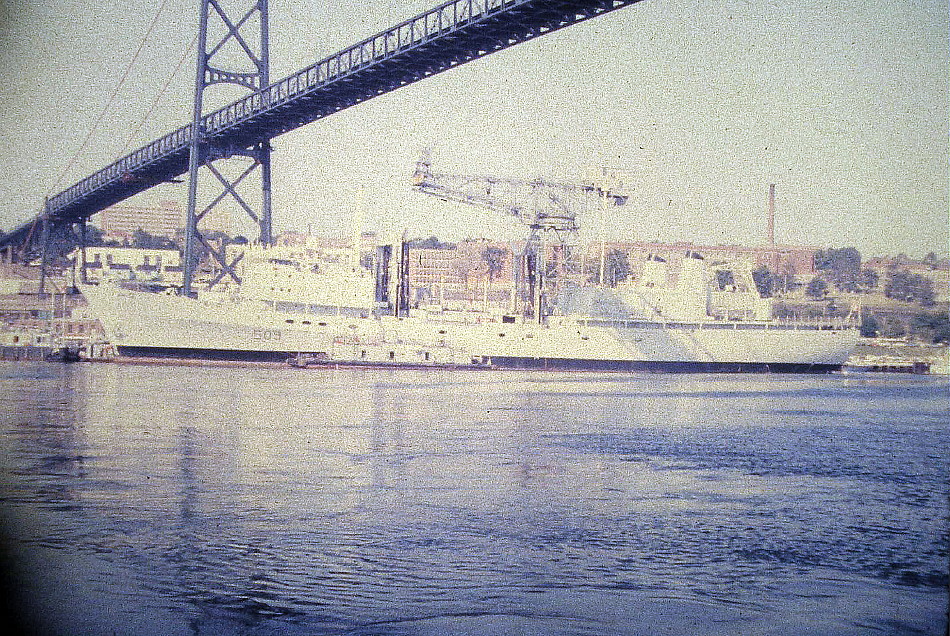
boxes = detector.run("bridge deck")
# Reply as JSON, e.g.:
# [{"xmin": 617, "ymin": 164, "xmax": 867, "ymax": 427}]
[{"xmin": 3, "ymin": 0, "xmax": 642, "ymax": 247}]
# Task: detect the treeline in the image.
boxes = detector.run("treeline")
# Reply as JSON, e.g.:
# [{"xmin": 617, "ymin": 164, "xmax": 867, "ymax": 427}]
[
  {"xmin": 40, "ymin": 224, "xmax": 176, "ymax": 255},
  {"xmin": 812, "ymin": 247, "xmax": 881, "ymax": 294},
  {"xmin": 45, "ymin": 226, "xmax": 248, "ymax": 259},
  {"xmin": 769, "ymin": 247, "xmax": 941, "ymax": 307},
  {"xmin": 883, "ymin": 269, "xmax": 936, "ymax": 306},
  {"xmin": 860, "ymin": 312, "xmax": 950, "ymax": 343},
  {"xmin": 799, "ymin": 247, "xmax": 946, "ymax": 342},
  {"xmin": 407, "ymin": 235, "xmax": 456, "ymax": 250}
]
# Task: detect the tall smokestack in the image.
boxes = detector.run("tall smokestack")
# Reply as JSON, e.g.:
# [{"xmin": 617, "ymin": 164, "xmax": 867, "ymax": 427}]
[{"xmin": 767, "ymin": 183, "xmax": 776, "ymax": 247}]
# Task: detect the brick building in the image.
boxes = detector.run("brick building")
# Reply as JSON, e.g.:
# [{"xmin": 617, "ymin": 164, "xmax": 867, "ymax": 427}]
[
  {"xmin": 407, "ymin": 240, "xmax": 517, "ymax": 312},
  {"xmin": 604, "ymin": 241, "xmax": 818, "ymax": 282}
]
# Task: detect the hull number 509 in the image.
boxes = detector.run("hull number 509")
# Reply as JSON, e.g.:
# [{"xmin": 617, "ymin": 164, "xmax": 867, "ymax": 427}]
[{"xmin": 251, "ymin": 329, "xmax": 282, "ymax": 341}]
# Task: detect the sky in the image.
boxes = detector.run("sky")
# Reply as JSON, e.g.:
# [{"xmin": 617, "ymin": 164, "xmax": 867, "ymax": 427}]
[{"xmin": 0, "ymin": 0, "xmax": 946, "ymax": 258}]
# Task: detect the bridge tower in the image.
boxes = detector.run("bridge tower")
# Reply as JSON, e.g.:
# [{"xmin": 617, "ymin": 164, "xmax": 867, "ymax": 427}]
[{"xmin": 183, "ymin": 0, "xmax": 271, "ymax": 295}]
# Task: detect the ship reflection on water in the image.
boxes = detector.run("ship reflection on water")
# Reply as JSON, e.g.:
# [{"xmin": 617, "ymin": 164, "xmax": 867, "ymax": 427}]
[{"xmin": 0, "ymin": 363, "xmax": 946, "ymax": 635}]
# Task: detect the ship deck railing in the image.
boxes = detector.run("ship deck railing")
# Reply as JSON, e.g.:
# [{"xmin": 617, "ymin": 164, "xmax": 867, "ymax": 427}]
[{"xmin": 574, "ymin": 316, "xmax": 857, "ymax": 331}]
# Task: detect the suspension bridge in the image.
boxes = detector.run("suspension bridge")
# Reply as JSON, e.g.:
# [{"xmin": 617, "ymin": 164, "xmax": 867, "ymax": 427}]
[{"xmin": 0, "ymin": 0, "xmax": 645, "ymax": 291}]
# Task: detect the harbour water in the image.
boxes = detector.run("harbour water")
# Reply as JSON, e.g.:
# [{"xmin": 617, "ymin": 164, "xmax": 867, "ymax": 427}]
[{"xmin": 0, "ymin": 362, "xmax": 946, "ymax": 635}]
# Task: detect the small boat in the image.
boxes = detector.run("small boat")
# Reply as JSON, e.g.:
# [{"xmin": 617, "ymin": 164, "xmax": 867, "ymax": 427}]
[{"xmin": 45, "ymin": 344, "xmax": 83, "ymax": 363}]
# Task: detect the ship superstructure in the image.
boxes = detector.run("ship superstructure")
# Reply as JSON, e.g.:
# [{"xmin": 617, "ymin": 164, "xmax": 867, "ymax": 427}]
[{"xmin": 81, "ymin": 242, "xmax": 858, "ymax": 372}]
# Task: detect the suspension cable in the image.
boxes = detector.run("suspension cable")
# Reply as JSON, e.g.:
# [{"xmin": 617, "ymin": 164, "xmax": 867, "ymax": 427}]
[
  {"xmin": 48, "ymin": 0, "xmax": 174, "ymax": 196},
  {"xmin": 120, "ymin": 31, "xmax": 199, "ymax": 157}
]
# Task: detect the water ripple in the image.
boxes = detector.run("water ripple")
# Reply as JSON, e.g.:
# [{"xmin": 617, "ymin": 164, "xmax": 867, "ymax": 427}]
[{"xmin": 0, "ymin": 364, "xmax": 945, "ymax": 635}]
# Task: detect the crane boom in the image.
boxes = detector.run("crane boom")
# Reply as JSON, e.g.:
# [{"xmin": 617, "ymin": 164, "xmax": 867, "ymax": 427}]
[
  {"xmin": 409, "ymin": 152, "xmax": 628, "ymax": 322},
  {"xmin": 410, "ymin": 154, "xmax": 626, "ymax": 234}
]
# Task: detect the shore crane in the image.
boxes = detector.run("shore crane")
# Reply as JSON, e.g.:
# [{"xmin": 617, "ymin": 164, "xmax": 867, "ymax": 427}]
[{"xmin": 410, "ymin": 153, "xmax": 627, "ymax": 319}]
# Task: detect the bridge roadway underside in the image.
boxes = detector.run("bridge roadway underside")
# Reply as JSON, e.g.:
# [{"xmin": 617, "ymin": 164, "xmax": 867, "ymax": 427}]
[{"xmin": 2, "ymin": 0, "xmax": 643, "ymax": 250}]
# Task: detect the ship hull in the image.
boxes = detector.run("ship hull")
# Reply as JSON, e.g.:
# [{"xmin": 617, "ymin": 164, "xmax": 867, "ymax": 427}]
[
  {"xmin": 111, "ymin": 346, "xmax": 841, "ymax": 373},
  {"xmin": 116, "ymin": 345, "xmax": 292, "ymax": 363},
  {"xmin": 112, "ymin": 346, "xmax": 842, "ymax": 373},
  {"xmin": 82, "ymin": 285, "xmax": 858, "ymax": 372},
  {"xmin": 484, "ymin": 356, "xmax": 841, "ymax": 373}
]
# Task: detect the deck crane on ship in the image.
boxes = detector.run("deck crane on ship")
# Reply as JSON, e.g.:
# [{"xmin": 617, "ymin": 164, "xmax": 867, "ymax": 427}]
[{"xmin": 410, "ymin": 152, "xmax": 627, "ymax": 320}]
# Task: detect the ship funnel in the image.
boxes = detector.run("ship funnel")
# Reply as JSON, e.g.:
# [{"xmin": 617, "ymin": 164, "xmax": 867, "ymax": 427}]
[
  {"xmin": 641, "ymin": 253, "xmax": 669, "ymax": 287},
  {"xmin": 678, "ymin": 250, "xmax": 708, "ymax": 289}
]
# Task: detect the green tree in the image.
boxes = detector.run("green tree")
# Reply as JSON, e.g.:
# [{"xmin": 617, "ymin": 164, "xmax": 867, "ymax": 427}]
[
  {"xmin": 716, "ymin": 270, "xmax": 736, "ymax": 290},
  {"xmin": 911, "ymin": 313, "xmax": 950, "ymax": 343},
  {"xmin": 132, "ymin": 228, "xmax": 178, "ymax": 251},
  {"xmin": 879, "ymin": 317, "xmax": 907, "ymax": 338},
  {"xmin": 859, "ymin": 314, "xmax": 879, "ymax": 338},
  {"xmin": 857, "ymin": 268, "xmax": 878, "ymax": 292},
  {"xmin": 805, "ymin": 277, "xmax": 828, "ymax": 299},
  {"xmin": 751, "ymin": 265, "xmax": 776, "ymax": 297},
  {"xmin": 934, "ymin": 320, "xmax": 950, "ymax": 344},
  {"xmin": 834, "ymin": 267, "xmax": 879, "ymax": 293},
  {"xmin": 481, "ymin": 246, "xmax": 507, "ymax": 281},
  {"xmin": 776, "ymin": 265, "xmax": 797, "ymax": 294},
  {"xmin": 408, "ymin": 235, "xmax": 455, "ymax": 249},
  {"xmin": 814, "ymin": 247, "xmax": 861, "ymax": 274},
  {"xmin": 605, "ymin": 249, "xmax": 630, "ymax": 286},
  {"xmin": 39, "ymin": 222, "xmax": 108, "ymax": 268},
  {"xmin": 815, "ymin": 247, "xmax": 868, "ymax": 292},
  {"xmin": 885, "ymin": 269, "xmax": 935, "ymax": 306}
]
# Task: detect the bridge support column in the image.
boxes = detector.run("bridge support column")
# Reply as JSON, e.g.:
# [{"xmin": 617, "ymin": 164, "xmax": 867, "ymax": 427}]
[
  {"xmin": 183, "ymin": 0, "xmax": 271, "ymax": 296},
  {"xmin": 78, "ymin": 218, "xmax": 88, "ymax": 285},
  {"xmin": 38, "ymin": 198, "xmax": 50, "ymax": 296}
]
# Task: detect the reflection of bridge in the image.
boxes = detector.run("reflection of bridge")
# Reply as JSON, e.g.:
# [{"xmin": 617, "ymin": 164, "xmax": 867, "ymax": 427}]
[{"xmin": 1, "ymin": 0, "xmax": 644, "ymax": 290}]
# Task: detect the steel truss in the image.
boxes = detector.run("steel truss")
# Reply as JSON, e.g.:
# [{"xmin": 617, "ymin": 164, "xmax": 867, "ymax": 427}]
[
  {"xmin": 411, "ymin": 153, "xmax": 626, "ymax": 319},
  {"xmin": 13, "ymin": 204, "xmax": 91, "ymax": 295},
  {"xmin": 183, "ymin": 0, "xmax": 271, "ymax": 294},
  {"xmin": 0, "ymin": 0, "xmax": 645, "ymax": 253}
]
